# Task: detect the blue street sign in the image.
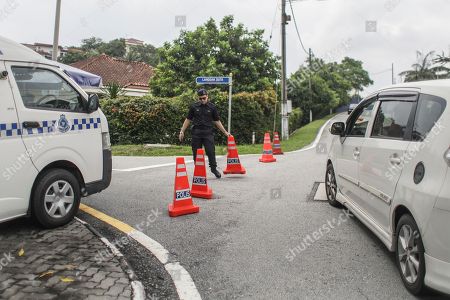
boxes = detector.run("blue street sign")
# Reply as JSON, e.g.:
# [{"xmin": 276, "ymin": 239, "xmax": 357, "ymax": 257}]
[{"xmin": 196, "ymin": 76, "xmax": 231, "ymax": 85}]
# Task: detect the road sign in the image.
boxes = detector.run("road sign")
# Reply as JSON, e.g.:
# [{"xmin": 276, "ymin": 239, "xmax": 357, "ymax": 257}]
[{"xmin": 196, "ymin": 77, "xmax": 231, "ymax": 85}]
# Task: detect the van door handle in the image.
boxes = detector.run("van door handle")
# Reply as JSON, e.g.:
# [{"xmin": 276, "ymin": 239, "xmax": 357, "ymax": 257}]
[
  {"xmin": 22, "ymin": 121, "xmax": 40, "ymax": 129},
  {"xmin": 390, "ymin": 154, "xmax": 402, "ymax": 165}
]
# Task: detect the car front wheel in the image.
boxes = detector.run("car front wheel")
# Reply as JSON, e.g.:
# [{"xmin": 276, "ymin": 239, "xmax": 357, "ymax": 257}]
[
  {"xmin": 325, "ymin": 163, "xmax": 341, "ymax": 207},
  {"xmin": 395, "ymin": 214, "xmax": 426, "ymax": 295},
  {"xmin": 32, "ymin": 169, "xmax": 81, "ymax": 228}
]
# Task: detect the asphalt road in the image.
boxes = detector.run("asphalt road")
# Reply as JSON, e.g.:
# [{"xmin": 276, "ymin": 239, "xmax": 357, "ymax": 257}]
[{"xmin": 80, "ymin": 114, "xmax": 448, "ymax": 300}]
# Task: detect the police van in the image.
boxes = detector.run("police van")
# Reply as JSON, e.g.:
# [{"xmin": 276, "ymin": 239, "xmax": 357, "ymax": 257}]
[{"xmin": 0, "ymin": 36, "xmax": 111, "ymax": 228}]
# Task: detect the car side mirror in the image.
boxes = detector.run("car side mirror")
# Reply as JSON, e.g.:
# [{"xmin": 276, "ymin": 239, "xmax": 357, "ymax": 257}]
[
  {"xmin": 87, "ymin": 94, "xmax": 99, "ymax": 113},
  {"xmin": 330, "ymin": 122, "xmax": 345, "ymax": 136}
]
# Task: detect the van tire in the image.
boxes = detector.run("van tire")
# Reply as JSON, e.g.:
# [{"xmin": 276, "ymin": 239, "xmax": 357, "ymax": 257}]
[
  {"xmin": 395, "ymin": 214, "xmax": 426, "ymax": 295},
  {"xmin": 32, "ymin": 169, "xmax": 81, "ymax": 228}
]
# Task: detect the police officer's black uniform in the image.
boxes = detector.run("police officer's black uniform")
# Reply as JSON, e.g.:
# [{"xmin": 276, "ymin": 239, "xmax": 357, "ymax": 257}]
[{"xmin": 186, "ymin": 101, "xmax": 219, "ymax": 171}]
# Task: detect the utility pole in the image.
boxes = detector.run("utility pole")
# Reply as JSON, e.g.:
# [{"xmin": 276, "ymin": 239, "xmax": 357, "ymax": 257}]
[
  {"xmin": 309, "ymin": 48, "xmax": 312, "ymax": 122},
  {"xmin": 281, "ymin": 0, "xmax": 289, "ymax": 140},
  {"xmin": 52, "ymin": 0, "xmax": 62, "ymax": 61},
  {"xmin": 391, "ymin": 63, "xmax": 395, "ymax": 84}
]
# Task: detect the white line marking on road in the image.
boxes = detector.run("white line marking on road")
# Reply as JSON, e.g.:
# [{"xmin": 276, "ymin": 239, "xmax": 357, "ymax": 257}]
[
  {"xmin": 288, "ymin": 117, "xmax": 335, "ymax": 154},
  {"xmin": 128, "ymin": 230, "xmax": 170, "ymax": 264},
  {"xmin": 128, "ymin": 230, "xmax": 202, "ymax": 300},
  {"xmin": 113, "ymin": 160, "xmax": 194, "ymax": 172},
  {"xmin": 165, "ymin": 262, "xmax": 202, "ymax": 300},
  {"xmin": 112, "ymin": 155, "xmax": 225, "ymax": 172}
]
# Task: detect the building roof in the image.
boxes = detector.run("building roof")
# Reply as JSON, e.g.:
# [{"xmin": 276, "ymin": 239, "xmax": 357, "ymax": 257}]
[
  {"xmin": 125, "ymin": 38, "xmax": 144, "ymax": 46},
  {"xmin": 0, "ymin": 36, "xmax": 49, "ymax": 64},
  {"xmin": 71, "ymin": 54, "xmax": 154, "ymax": 89}
]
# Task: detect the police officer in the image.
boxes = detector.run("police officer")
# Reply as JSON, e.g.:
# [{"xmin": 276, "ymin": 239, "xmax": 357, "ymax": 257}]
[{"xmin": 179, "ymin": 89, "xmax": 230, "ymax": 178}]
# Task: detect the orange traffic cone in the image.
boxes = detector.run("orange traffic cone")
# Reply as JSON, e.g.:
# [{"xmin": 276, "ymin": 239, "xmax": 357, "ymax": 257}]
[
  {"xmin": 191, "ymin": 149, "xmax": 213, "ymax": 199},
  {"xmin": 224, "ymin": 135, "xmax": 246, "ymax": 175},
  {"xmin": 168, "ymin": 157, "xmax": 200, "ymax": 217},
  {"xmin": 273, "ymin": 132, "xmax": 284, "ymax": 155},
  {"xmin": 259, "ymin": 132, "xmax": 277, "ymax": 163}
]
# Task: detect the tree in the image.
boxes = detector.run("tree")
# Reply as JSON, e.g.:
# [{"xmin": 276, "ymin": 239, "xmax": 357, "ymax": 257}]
[
  {"xmin": 60, "ymin": 37, "xmax": 157, "ymax": 65},
  {"xmin": 125, "ymin": 44, "xmax": 159, "ymax": 66},
  {"xmin": 400, "ymin": 51, "xmax": 450, "ymax": 82},
  {"xmin": 81, "ymin": 37, "xmax": 104, "ymax": 52},
  {"xmin": 150, "ymin": 16, "xmax": 279, "ymax": 97},
  {"xmin": 59, "ymin": 50, "xmax": 89, "ymax": 64},
  {"xmin": 435, "ymin": 53, "xmax": 450, "ymax": 64},
  {"xmin": 288, "ymin": 56, "xmax": 372, "ymax": 120},
  {"xmin": 99, "ymin": 38, "xmax": 126, "ymax": 58},
  {"xmin": 101, "ymin": 82, "xmax": 125, "ymax": 99},
  {"xmin": 336, "ymin": 57, "xmax": 373, "ymax": 92}
]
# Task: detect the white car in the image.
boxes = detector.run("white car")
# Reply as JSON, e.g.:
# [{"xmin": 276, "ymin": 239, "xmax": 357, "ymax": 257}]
[
  {"xmin": 326, "ymin": 80, "xmax": 450, "ymax": 295},
  {"xmin": 0, "ymin": 36, "xmax": 111, "ymax": 228}
]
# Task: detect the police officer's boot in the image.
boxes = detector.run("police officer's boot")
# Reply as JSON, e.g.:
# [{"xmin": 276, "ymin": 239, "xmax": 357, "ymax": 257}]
[{"xmin": 211, "ymin": 168, "xmax": 221, "ymax": 179}]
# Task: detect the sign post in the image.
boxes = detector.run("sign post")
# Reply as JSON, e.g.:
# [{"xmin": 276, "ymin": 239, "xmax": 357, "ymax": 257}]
[{"xmin": 196, "ymin": 75, "xmax": 233, "ymax": 132}]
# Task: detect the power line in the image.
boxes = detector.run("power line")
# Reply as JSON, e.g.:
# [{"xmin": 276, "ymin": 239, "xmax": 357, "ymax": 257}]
[
  {"xmin": 269, "ymin": 0, "xmax": 280, "ymax": 44},
  {"xmin": 288, "ymin": 0, "xmax": 309, "ymax": 56}
]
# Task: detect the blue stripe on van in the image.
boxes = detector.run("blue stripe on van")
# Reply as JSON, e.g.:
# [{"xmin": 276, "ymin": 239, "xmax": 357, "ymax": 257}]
[{"xmin": 0, "ymin": 118, "xmax": 101, "ymax": 139}]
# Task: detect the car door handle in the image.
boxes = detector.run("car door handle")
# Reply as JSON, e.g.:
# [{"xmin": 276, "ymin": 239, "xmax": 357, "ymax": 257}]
[
  {"xmin": 22, "ymin": 121, "xmax": 40, "ymax": 129},
  {"xmin": 353, "ymin": 147, "xmax": 360, "ymax": 159},
  {"xmin": 390, "ymin": 155, "xmax": 402, "ymax": 165}
]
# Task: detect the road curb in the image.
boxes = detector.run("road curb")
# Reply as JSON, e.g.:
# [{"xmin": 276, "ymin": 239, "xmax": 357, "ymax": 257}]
[
  {"xmin": 79, "ymin": 204, "xmax": 202, "ymax": 300},
  {"xmin": 75, "ymin": 217, "xmax": 146, "ymax": 300}
]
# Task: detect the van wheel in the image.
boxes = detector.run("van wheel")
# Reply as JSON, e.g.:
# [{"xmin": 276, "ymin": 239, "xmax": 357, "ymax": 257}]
[
  {"xmin": 32, "ymin": 169, "xmax": 81, "ymax": 228},
  {"xmin": 325, "ymin": 163, "xmax": 341, "ymax": 207},
  {"xmin": 395, "ymin": 214, "xmax": 426, "ymax": 295}
]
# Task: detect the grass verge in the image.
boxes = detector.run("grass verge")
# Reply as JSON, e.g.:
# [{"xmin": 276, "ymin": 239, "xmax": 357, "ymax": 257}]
[{"xmin": 112, "ymin": 114, "xmax": 335, "ymax": 157}]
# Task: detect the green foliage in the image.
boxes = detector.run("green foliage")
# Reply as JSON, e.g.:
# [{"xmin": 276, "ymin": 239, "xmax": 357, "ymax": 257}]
[
  {"xmin": 101, "ymin": 82, "xmax": 125, "ymax": 99},
  {"xmin": 59, "ymin": 36, "xmax": 158, "ymax": 66},
  {"xmin": 289, "ymin": 107, "xmax": 304, "ymax": 134},
  {"xmin": 98, "ymin": 38, "xmax": 127, "ymax": 58},
  {"xmin": 150, "ymin": 16, "xmax": 279, "ymax": 97},
  {"xmin": 125, "ymin": 44, "xmax": 159, "ymax": 66},
  {"xmin": 59, "ymin": 50, "xmax": 90, "ymax": 64},
  {"xmin": 101, "ymin": 90, "xmax": 283, "ymax": 145},
  {"xmin": 400, "ymin": 51, "xmax": 450, "ymax": 82},
  {"xmin": 288, "ymin": 56, "xmax": 372, "ymax": 120}
]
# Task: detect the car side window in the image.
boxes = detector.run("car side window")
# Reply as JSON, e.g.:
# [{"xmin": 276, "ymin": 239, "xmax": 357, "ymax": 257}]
[
  {"xmin": 371, "ymin": 101, "xmax": 414, "ymax": 140},
  {"xmin": 347, "ymin": 102, "xmax": 375, "ymax": 137},
  {"xmin": 412, "ymin": 94, "xmax": 447, "ymax": 141},
  {"xmin": 11, "ymin": 66, "xmax": 85, "ymax": 112}
]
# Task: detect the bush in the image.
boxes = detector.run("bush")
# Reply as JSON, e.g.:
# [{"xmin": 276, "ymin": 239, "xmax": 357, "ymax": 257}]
[{"xmin": 100, "ymin": 89, "xmax": 303, "ymax": 145}]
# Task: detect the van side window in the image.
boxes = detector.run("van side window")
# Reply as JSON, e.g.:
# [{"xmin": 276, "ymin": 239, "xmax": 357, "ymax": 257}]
[
  {"xmin": 346, "ymin": 102, "xmax": 375, "ymax": 137},
  {"xmin": 11, "ymin": 66, "xmax": 85, "ymax": 112},
  {"xmin": 412, "ymin": 94, "xmax": 447, "ymax": 141},
  {"xmin": 371, "ymin": 101, "xmax": 414, "ymax": 140}
]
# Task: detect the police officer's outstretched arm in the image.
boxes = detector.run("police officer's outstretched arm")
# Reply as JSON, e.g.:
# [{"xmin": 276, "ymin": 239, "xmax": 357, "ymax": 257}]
[
  {"xmin": 214, "ymin": 120, "xmax": 230, "ymax": 137},
  {"xmin": 211, "ymin": 105, "xmax": 230, "ymax": 136}
]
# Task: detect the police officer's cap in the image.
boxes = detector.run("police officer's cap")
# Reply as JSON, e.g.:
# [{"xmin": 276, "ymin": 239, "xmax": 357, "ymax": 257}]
[{"xmin": 197, "ymin": 89, "xmax": 208, "ymax": 96}]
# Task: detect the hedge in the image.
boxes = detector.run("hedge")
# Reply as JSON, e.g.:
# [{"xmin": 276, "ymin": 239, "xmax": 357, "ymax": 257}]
[{"xmin": 100, "ymin": 89, "xmax": 303, "ymax": 145}]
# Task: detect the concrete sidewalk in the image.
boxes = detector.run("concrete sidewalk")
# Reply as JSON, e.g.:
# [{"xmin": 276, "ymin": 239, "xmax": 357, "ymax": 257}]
[{"xmin": 0, "ymin": 218, "xmax": 140, "ymax": 300}]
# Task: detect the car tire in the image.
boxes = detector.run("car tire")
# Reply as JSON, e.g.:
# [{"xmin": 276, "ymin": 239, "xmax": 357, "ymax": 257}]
[
  {"xmin": 325, "ymin": 163, "xmax": 341, "ymax": 207},
  {"xmin": 395, "ymin": 214, "xmax": 426, "ymax": 295},
  {"xmin": 32, "ymin": 169, "xmax": 81, "ymax": 229}
]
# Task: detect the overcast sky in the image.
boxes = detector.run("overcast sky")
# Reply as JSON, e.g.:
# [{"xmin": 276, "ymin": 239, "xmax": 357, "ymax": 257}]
[{"xmin": 1, "ymin": 0, "xmax": 449, "ymax": 96}]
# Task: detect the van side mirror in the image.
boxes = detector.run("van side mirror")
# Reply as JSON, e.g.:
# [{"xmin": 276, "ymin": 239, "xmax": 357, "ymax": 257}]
[
  {"xmin": 87, "ymin": 94, "xmax": 99, "ymax": 113},
  {"xmin": 330, "ymin": 122, "xmax": 345, "ymax": 136}
]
